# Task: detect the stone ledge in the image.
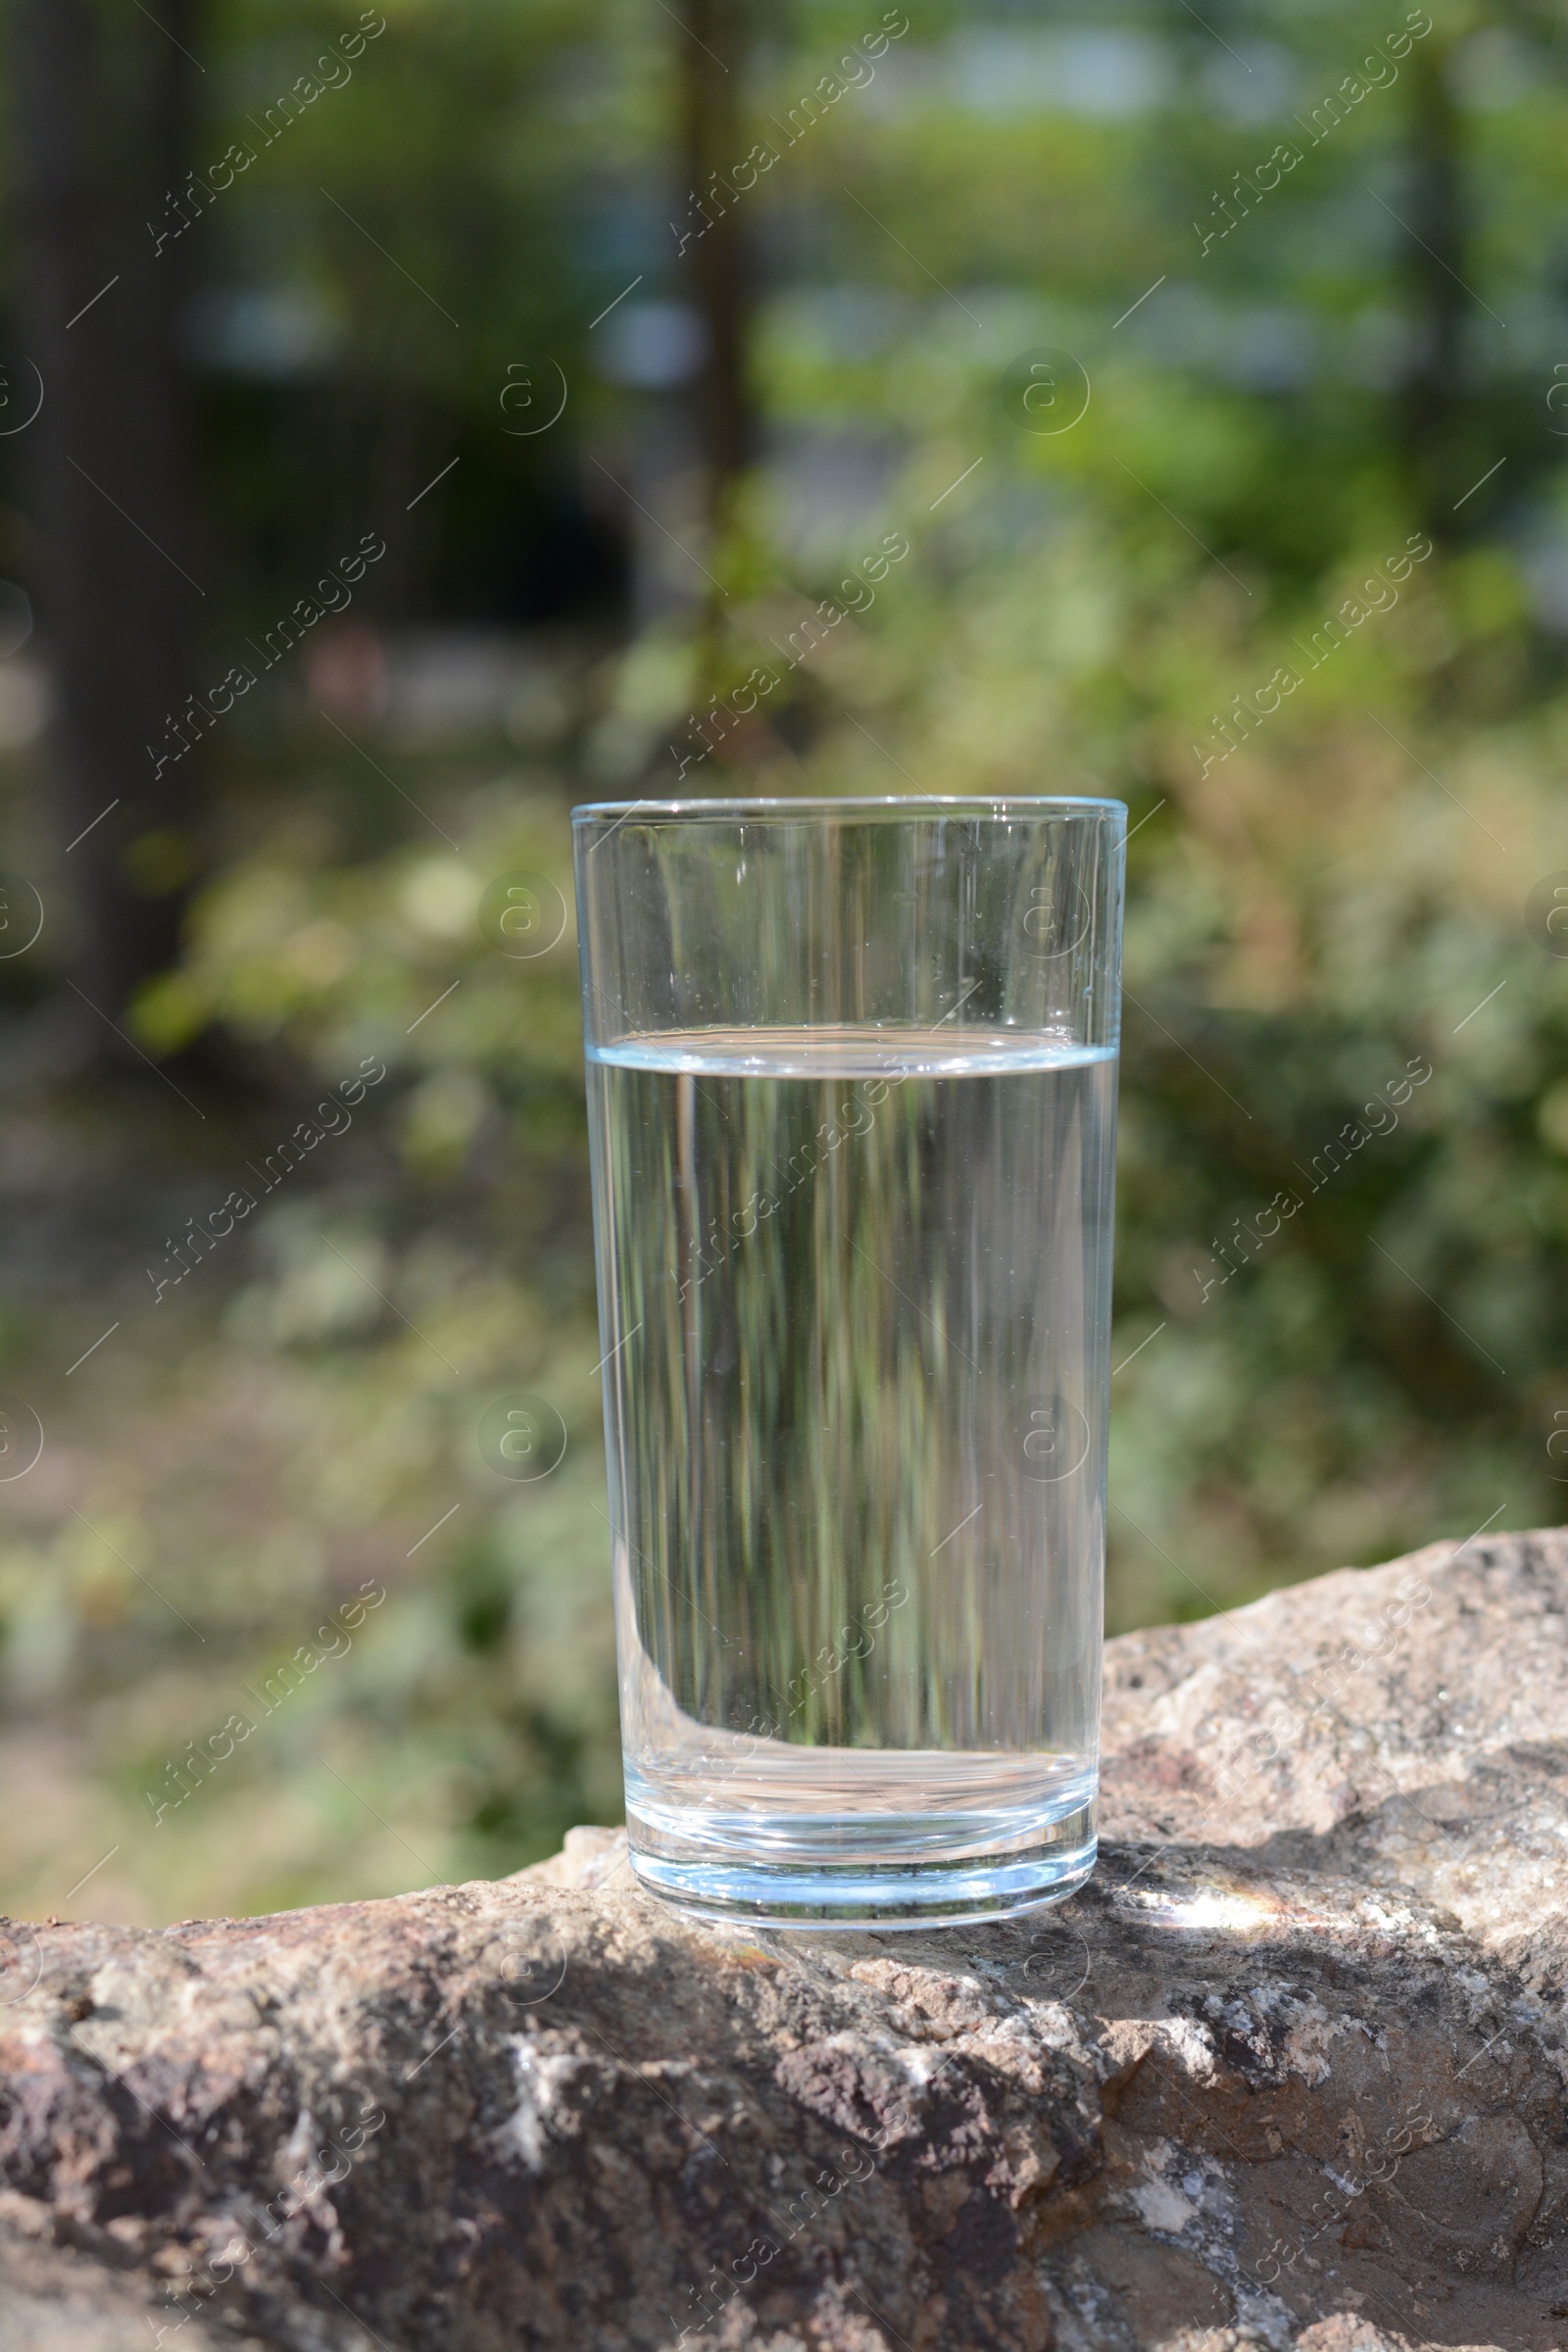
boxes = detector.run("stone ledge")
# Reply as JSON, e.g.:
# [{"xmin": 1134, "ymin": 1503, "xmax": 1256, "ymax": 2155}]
[{"xmin": 1, "ymin": 1530, "xmax": 1565, "ymax": 2350}]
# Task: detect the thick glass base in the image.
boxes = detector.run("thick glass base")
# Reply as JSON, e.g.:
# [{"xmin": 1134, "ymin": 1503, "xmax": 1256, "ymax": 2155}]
[{"xmin": 626, "ymin": 1791, "xmax": 1098, "ymax": 1931}]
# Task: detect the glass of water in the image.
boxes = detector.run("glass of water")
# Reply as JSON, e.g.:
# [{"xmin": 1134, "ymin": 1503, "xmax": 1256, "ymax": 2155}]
[{"xmin": 573, "ymin": 796, "xmax": 1124, "ymax": 1927}]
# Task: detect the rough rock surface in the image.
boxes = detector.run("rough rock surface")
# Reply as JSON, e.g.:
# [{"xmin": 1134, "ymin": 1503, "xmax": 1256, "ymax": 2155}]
[{"xmin": 2, "ymin": 1529, "xmax": 1566, "ymax": 2351}]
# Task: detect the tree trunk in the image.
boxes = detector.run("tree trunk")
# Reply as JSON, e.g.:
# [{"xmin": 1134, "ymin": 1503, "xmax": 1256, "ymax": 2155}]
[
  {"xmin": 1397, "ymin": 35, "xmax": 1469, "ymax": 538},
  {"xmin": 12, "ymin": 0, "xmax": 202, "ymax": 1028},
  {"xmin": 676, "ymin": 0, "xmax": 752, "ymax": 545}
]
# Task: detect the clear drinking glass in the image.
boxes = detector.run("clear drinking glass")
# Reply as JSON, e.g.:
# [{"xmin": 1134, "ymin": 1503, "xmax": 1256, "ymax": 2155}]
[{"xmin": 573, "ymin": 796, "xmax": 1124, "ymax": 1927}]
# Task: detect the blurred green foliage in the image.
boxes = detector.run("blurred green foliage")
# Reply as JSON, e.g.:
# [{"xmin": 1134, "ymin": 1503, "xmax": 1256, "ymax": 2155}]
[{"xmin": 1, "ymin": 0, "xmax": 1566, "ymax": 1922}]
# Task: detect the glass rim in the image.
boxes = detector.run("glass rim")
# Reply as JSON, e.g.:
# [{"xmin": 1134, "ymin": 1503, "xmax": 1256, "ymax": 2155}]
[{"xmin": 572, "ymin": 793, "xmax": 1126, "ymax": 824}]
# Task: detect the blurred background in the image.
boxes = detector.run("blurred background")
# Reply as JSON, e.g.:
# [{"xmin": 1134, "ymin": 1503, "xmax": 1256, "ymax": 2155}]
[{"xmin": 0, "ymin": 0, "xmax": 1563, "ymax": 1926}]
